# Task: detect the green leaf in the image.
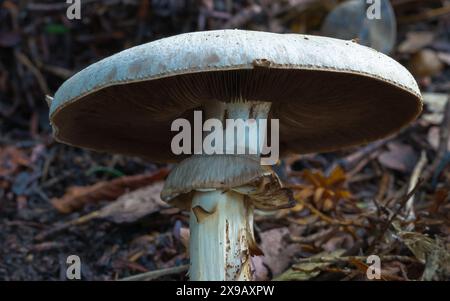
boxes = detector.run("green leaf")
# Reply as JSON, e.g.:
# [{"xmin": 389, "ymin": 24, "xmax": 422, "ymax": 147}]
[{"xmin": 45, "ymin": 24, "xmax": 69, "ymax": 35}]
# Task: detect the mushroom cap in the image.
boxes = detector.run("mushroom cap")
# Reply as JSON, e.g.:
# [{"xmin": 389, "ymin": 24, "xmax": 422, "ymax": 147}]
[{"xmin": 49, "ymin": 29, "xmax": 422, "ymax": 162}]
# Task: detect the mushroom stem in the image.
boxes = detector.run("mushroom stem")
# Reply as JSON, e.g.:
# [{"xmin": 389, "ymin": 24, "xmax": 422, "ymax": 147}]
[
  {"xmin": 187, "ymin": 100, "xmax": 271, "ymax": 281},
  {"xmin": 203, "ymin": 99, "xmax": 271, "ymax": 156},
  {"xmin": 189, "ymin": 190, "xmax": 253, "ymax": 280}
]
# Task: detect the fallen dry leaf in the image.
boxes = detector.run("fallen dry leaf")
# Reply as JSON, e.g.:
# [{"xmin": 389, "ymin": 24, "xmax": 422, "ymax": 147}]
[
  {"xmin": 437, "ymin": 52, "xmax": 450, "ymax": 65},
  {"xmin": 251, "ymin": 255, "xmax": 270, "ymax": 281},
  {"xmin": 428, "ymin": 127, "xmax": 450, "ymax": 151},
  {"xmin": 322, "ymin": 234, "xmax": 354, "ymax": 252},
  {"xmin": 97, "ymin": 182, "xmax": 167, "ymax": 223},
  {"xmin": 294, "ymin": 166, "xmax": 352, "ymax": 211},
  {"xmin": 421, "ymin": 93, "xmax": 449, "ymax": 125},
  {"xmin": 421, "ymin": 237, "xmax": 450, "ymax": 281},
  {"xmin": 397, "ymin": 231, "xmax": 450, "ymax": 280},
  {"xmin": 273, "ymin": 249, "xmax": 346, "ymax": 281},
  {"xmin": 410, "ymin": 49, "xmax": 444, "ymax": 78},
  {"xmin": 398, "ymin": 31, "xmax": 434, "ymax": 54},
  {"xmin": 51, "ymin": 168, "xmax": 169, "ymax": 213},
  {"xmin": 397, "ymin": 231, "xmax": 437, "ymax": 264},
  {"xmin": 258, "ymin": 227, "xmax": 302, "ymax": 277},
  {"xmin": 378, "ymin": 142, "xmax": 418, "ymax": 173},
  {"xmin": 428, "ymin": 188, "xmax": 449, "ymax": 213}
]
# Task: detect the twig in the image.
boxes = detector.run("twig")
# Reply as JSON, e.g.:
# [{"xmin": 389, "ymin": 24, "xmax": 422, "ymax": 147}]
[
  {"xmin": 399, "ymin": 5, "xmax": 450, "ymax": 23},
  {"xmin": 289, "ymin": 227, "xmax": 335, "ymax": 244},
  {"xmin": 296, "ymin": 255, "xmax": 419, "ymax": 265},
  {"xmin": 274, "ymin": 0, "xmax": 333, "ymax": 18},
  {"xmin": 375, "ymin": 172, "xmax": 392, "ymax": 205},
  {"xmin": 422, "ymin": 95, "xmax": 450, "ymax": 184},
  {"xmin": 347, "ymin": 173, "xmax": 379, "ymax": 184},
  {"xmin": 119, "ymin": 264, "xmax": 189, "ymax": 281},
  {"xmin": 34, "ymin": 211, "xmax": 100, "ymax": 241},
  {"xmin": 14, "ymin": 51, "xmax": 49, "ymax": 95},
  {"xmin": 367, "ymin": 179, "xmax": 423, "ymax": 253},
  {"xmin": 293, "ymin": 198, "xmax": 369, "ymax": 228},
  {"xmin": 405, "ymin": 151, "xmax": 427, "ymax": 222},
  {"xmin": 336, "ymin": 139, "xmax": 388, "ymax": 171},
  {"xmin": 222, "ymin": 4, "xmax": 262, "ymax": 28},
  {"xmin": 41, "ymin": 65, "xmax": 74, "ymax": 79},
  {"xmin": 347, "ymin": 148, "xmax": 384, "ymax": 178}
]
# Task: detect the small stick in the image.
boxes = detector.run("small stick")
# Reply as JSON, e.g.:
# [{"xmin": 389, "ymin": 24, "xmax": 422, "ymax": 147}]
[
  {"xmin": 422, "ymin": 96, "xmax": 450, "ymax": 185},
  {"xmin": 14, "ymin": 51, "xmax": 50, "ymax": 95},
  {"xmin": 337, "ymin": 139, "xmax": 388, "ymax": 171},
  {"xmin": 375, "ymin": 172, "xmax": 391, "ymax": 204},
  {"xmin": 347, "ymin": 149, "xmax": 383, "ymax": 178},
  {"xmin": 405, "ymin": 151, "xmax": 427, "ymax": 222},
  {"xmin": 293, "ymin": 198, "xmax": 369, "ymax": 228},
  {"xmin": 399, "ymin": 5, "xmax": 450, "ymax": 23},
  {"xmin": 289, "ymin": 227, "xmax": 335, "ymax": 244},
  {"xmin": 119, "ymin": 264, "xmax": 189, "ymax": 281},
  {"xmin": 367, "ymin": 179, "xmax": 423, "ymax": 253},
  {"xmin": 34, "ymin": 211, "xmax": 100, "ymax": 241},
  {"xmin": 222, "ymin": 4, "xmax": 261, "ymax": 28},
  {"xmin": 296, "ymin": 255, "xmax": 419, "ymax": 265}
]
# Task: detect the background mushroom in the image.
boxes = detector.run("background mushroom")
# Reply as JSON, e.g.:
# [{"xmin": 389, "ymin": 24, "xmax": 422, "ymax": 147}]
[{"xmin": 49, "ymin": 30, "xmax": 422, "ymax": 281}]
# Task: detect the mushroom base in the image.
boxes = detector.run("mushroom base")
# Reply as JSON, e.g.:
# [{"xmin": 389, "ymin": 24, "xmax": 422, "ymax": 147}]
[{"xmin": 189, "ymin": 189, "xmax": 254, "ymax": 281}]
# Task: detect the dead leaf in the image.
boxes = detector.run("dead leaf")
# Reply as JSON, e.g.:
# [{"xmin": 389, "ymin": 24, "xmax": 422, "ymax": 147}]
[
  {"xmin": 97, "ymin": 182, "xmax": 167, "ymax": 223},
  {"xmin": 258, "ymin": 227, "xmax": 302, "ymax": 277},
  {"xmin": 251, "ymin": 255, "xmax": 270, "ymax": 281},
  {"xmin": 51, "ymin": 168, "xmax": 169, "ymax": 213},
  {"xmin": 295, "ymin": 166, "xmax": 353, "ymax": 211},
  {"xmin": 273, "ymin": 249, "xmax": 346, "ymax": 281},
  {"xmin": 437, "ymin": 52, "xmax": 450, "ymax": 65},
  {"xmin": 428, "ymin": 188, "xmax": 449, "ymax": 213},
  {"xmin": 398, "ymin": 31, "xmax": 434, "ymax": 54},
  {"xmin": 378, "ymin": 142, "xmax": 418, "ymax": 173},
  {"xmin": 428, "ymin": 127, "xmax": 450, "ymax": 151},
  {"xmin": 421, "ymin": 93, "xmax": 449, "ymax": 125},
  {"xmin": 397, "ymin": 231, "xmax": 436, "ymax": 263},
  {"xmin": 397, "ymin": 231, "xmax": 450, "ymax": 280},
  {"xmin": 322, "ymin": 234, "xmax": 354, "ymax": 252},
  {"xmin": 423, "ymin": 92, "xmax": 449, "ymax": 111},
  {"xmin": 421, "ymin": 237, "xmax": 450, "ymax": 281},
  {"xmin": 348, "ymin": 258, "xmax": 369, "ymax": 274},
  {"xmin": 410, "ymin": 49, "xmax": 444, "ymax": 78}
]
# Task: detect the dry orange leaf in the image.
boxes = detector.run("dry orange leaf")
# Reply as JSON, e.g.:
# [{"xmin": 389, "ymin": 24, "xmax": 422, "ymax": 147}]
[
  {"xmin": 51, "ymin": 168, "xmax": 169, "ymax": 213},
  {"xmin": 293, "ymin": 166, "xmax": 353, "ymax": 212},
  {"xmin": 325, "ymin": 166, "xmax": 346, "ymax": 186}
]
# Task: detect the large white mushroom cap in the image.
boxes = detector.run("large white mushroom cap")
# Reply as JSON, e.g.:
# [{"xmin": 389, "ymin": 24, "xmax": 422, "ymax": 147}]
[{"xmin": 50, "ymin": 29, "xmax": 422, "ymax": 162}]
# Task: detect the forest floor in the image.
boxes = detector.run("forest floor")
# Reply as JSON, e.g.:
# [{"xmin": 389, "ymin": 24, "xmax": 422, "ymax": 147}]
[{"xmin": 0, "ymin": 0, "xmax": 449, "ymax": 280}]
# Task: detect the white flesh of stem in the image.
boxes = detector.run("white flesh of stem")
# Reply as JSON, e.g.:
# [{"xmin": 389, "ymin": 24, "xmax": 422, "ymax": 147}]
[
  {"xmin": 189, "ymin": 190, "xmax": 252, "ymax": 280},
  {"xmin": 189, "ymin": 100, "xmax": 271, "ymax": 281}
]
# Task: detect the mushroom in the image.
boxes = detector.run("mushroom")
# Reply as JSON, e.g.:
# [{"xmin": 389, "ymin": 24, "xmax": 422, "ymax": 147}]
[{"xmin": 49, "ymin": 30, "xmax": 422, "ymax": 281}]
